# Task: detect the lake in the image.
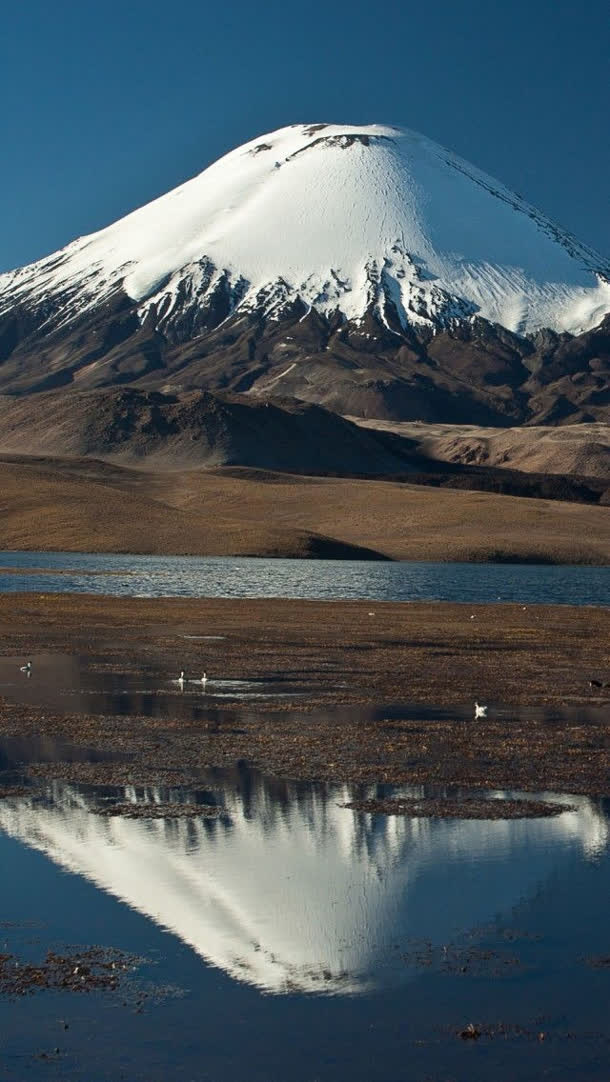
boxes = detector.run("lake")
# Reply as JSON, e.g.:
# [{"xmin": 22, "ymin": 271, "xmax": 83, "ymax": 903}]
[
  {"xmin": 0, "ymin": 734, "xmax": 608, "ymax": 1081},
  {"xmin": 1, "ymin": 551, "xmax": 609, "ymax": 604}
]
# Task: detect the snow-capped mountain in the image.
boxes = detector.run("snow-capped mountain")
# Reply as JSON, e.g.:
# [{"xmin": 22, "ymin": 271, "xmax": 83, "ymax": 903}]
[
  {"xmin": 0, "ymin": 123, "xmax": 608, "ymax": 424},
  {"xmin": 3, "ymin": 121, "xmax": 609, "ymax": 335}
]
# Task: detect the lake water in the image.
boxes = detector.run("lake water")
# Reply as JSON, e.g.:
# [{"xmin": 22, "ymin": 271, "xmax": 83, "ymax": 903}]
[
  {"xmin": 0, "ymin": 733, "xmax": 608, "ymax": 1081},
  {"xmin": 1, "ymin": 551, "xmax": 609, "ymax": 604}
]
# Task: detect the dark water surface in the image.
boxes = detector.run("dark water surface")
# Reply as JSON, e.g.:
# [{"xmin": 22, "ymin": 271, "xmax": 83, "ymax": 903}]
[
  {"xmin": 0, "ymin": 730, "xmax": 609, "ymax": 1081},
  {"xmin": 1, "ymin": 551, "xmax": 609, "ymax": 604}
]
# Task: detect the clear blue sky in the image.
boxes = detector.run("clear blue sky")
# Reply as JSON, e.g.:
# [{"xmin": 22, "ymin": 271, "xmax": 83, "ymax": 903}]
[{"xmin": 2, "ymin": 0, "xmax": 608, "ymax": 272}]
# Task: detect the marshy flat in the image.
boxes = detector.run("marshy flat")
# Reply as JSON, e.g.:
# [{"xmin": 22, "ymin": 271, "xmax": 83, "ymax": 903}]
[{"xmin": 0, "ymin": 563, "xmax": 608, "ymax": 1079}]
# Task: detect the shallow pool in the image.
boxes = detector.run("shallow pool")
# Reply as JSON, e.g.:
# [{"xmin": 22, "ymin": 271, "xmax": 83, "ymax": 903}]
[{"xmin": 0, "ymin": 732, "xmax": 608, "ymax": 1081}]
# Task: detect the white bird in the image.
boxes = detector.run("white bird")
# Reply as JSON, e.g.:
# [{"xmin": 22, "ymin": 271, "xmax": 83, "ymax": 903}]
[
  {"xmin": 187, "ymin": 672, "xmax": 208, "ymax": 687},
  {"xmin": 176, "ymin": 670, "xmax": 185, "ymax": 687},
  {"xmin": 20, "ymin": 662, "xmax": 31, "ymax": 673},
  {"xmin": 474, "ymin": 702, "xmax": 488, "ymax": 719}
]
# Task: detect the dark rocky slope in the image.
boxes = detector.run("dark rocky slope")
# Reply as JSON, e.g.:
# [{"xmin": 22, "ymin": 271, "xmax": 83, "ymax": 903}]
[
  {"xmin": 0, "ymin": 387, "xmax": 418, "ymax": 474},
  {"xmin": 0, "ymin": 288, "xmax": 607, "ymax": 426}
]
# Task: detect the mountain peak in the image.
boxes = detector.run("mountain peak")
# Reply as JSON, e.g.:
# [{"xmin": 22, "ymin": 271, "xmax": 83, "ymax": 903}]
[
  {"xmin": 2, "ymin": 122, "xmax": 608, "ymax": 341},
  {"xmin": 0, "ymin": 123, "xmax": 608, "ymax": 427}
]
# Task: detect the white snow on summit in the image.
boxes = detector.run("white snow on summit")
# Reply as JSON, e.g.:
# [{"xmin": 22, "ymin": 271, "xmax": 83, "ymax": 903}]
[{"xmin": 2, "ymin": 123, "xmax": 609, "ymax": 337}]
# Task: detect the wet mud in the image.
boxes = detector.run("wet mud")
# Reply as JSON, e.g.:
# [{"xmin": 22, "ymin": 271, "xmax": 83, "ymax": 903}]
[
  {"xmin": 340, "ymin": 796, "xmax": 574, "ymax": 818},
  {"xmin": 1, "ymin": 693, "xmax": 607, "ymax": 798},
  {"xmin": 95, "ymin": 801, "xmax": 223, "ymax": 819},
  {"xmin": 0, "ymin": 784, "xmax": 31, "ymax": 799},
  {"xmin": 0, "ymin": 946, "xmax": 138, "ymax": 998}
]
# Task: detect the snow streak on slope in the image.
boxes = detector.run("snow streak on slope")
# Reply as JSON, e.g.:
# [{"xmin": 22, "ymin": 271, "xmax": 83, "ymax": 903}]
[{"xmin": 1, "ymin": 123, "xmax": 609, "ymax": 337}]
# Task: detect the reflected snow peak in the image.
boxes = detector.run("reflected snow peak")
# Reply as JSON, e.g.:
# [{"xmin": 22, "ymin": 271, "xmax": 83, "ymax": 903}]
[{"xmin": 0, "ymin": 769, "xmax": 606, "ymax": 995}]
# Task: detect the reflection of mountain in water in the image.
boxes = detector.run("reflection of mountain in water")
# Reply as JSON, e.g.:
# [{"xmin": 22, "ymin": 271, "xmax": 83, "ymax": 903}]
[{"xmin": 0, "ymin": 769, "xmax": 607, "ymax": 995}]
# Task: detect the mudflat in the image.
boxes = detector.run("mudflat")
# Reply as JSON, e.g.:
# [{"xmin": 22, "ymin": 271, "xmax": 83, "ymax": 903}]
[
  {"xmin": 0, "ymin": 455, "xmax": 609, "ymax": 563},
  {"xmin": 0, "ymin": 593, "xmax": 608, "ymax": 798}
]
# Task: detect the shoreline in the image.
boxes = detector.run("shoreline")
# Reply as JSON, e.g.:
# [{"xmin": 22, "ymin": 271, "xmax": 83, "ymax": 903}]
[{"xmin": 1, "ymin": 554, "xmax": 610, "ymax": 569}]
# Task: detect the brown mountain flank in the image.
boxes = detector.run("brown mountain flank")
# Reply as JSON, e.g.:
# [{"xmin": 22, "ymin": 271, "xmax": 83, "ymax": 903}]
[
  {"xmin": 350, "ymin": 418, "xmax": 610, "ymax": 480},
  {"xmin": 0, "ymin": 387, "xmax": 416, "ymax": 474},
  {"xmin": 0, "ymin": 455, "xmax": 608, "ymax": 564}
]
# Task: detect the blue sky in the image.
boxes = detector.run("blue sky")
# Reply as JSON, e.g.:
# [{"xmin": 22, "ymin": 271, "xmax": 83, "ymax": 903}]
[{"xmin": 1, "ymin": 0, "xmax": 608, "ymax": 272}]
